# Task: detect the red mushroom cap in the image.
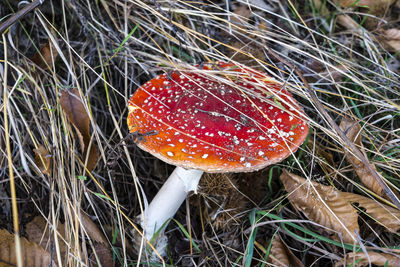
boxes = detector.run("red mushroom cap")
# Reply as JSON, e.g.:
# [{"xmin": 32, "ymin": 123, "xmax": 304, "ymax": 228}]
[{"xmin": 128, "ymin": 62, "xmax": 308, "ymax": 172}]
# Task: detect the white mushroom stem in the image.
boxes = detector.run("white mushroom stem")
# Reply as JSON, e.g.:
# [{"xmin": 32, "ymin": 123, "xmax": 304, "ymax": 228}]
[{"xmin": 141, "ymin": 166, "xmax": 203, "ymax": 243}]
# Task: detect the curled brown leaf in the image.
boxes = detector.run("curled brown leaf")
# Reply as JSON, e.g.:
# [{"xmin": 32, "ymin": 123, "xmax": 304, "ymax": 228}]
[
  {"xmin": 280, "ymin": 170, "xmax": 400, "ymax": 243},
  {"xmin": 31, "ymin": 39, "xmax": 58, "ymax": 71},
  {"xmin": 268, "ymin": 234, "xmax": 304, "ymax": 267},
  {"xmin": 60, "ymin": 89, "xmax": 98, "ymax": 171},
  {"xmin": 341, "ymin": 192, "xmax": 400, "ymax": 233},
  {"xmin": 80, "ymin": 213, "xmax": 115, "ymax": 267},
  {"xmin": 339, "ymin": 117, "xmax": 383, "ymax": 197},
  {"xmin": 281, "ymin": 170, "xmax": 359, "ymax": 243},
  {"xmin": 380, "ymin": 28, "xmax": 400, "ymax": 53},
  {"xmin": 26, "ymin": 216, "xmax": 66, "ymax": 265},
  {"xmin": 335, "ymin": 251, "xmax": 400, "ymax": 267},
  {"xmin": 33, "ymin": 144, "xmax": 52, "ymax": 175},
  {"xmin": 0, "ymin": 229, "xmax": 58, "ymax": 267},
  {"xmin": 80, "ymin": 212, "xmax": 108, "ymax": 244}
]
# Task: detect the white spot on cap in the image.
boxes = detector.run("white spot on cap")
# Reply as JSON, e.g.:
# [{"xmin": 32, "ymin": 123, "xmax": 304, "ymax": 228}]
[
  {"xmin": 167, "ymin": 151, "xmax": 174, "ymax": 157},
  {"xmin": 258, "ymin": 151, "xmax": 265, "ymax": 156},
  {"xmin": 202, "ymin": 154, "xmax": 208, "ymax": 159},
  {"xmin": 245, "ymin": 162, "xmax": 251, "ymax": 167}
]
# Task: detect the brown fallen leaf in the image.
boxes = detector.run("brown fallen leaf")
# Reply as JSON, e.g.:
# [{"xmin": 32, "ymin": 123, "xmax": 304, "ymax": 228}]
[
  {"xmin": 280, "ymin": 170, "xmax": 400, "ymax": 243},
  {"xmin": 268, "ymin": 234, "xmax": 304, "ymax": 267},
  {"xmin": 333, "ymin": 0, "xmax": 396, "ymax": 29},
  {"xmin": 335, "ymin": 251, "xmax": 400, "ymax": 267},
  {"xmin": 231, "ymin": 4, "xmax": 251, "ymax": 26},
  {"xmin": 339, "ymin": 117, "xmax": 384, "ymax": 197},
  {"xmin": 80, "ymin": 212, "xmax": 108, "ymax": 244},
  {"xmin": 26, "ymin": 216, "xmax": 66, "ymax": 265},
  {"xmin": 341, "ymin": 192, "xmax": 400, "ymax": 233},
  {"xmin": 0, "ymin": 229, "xmax": 58, "ymax": 267},
  {"xmin": 89, "ymin": 242, "xmax": 115, "ymax": 267},
  {"xmin": 31, "ymin": 39, "xmax": 58, "ymax": 71},
  {"xmin": 33, "ymin": 144, "xmax": 52, "ymax": 175},
  {"xmin": 26, "ymin": 214, "xmax": 115, "ymax": 267},
  {"xmin": 80, "ymin": 213, "xmax": 115, "ymax": 267},
  {"xmin": 380, "ymin": 28, "xmax": 400, "ymax": 53},
  {"xmin": 60, "ymin": 88, "xmax": 98, "ymax": 171}
]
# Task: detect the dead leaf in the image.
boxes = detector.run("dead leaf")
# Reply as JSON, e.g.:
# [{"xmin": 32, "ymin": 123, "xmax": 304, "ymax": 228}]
[
  {"xmin": 33, "ymin": 145, "xmax": 52, "ymax": 175},
  {"xmin": 60, "ymin": 89, "xmax": 98, "ymax": 171},
  {"xmin": 26, "ymin": 214, "xmax": 115, "ymax": 267},
  {"xmin": 31, "ymin": 39, "xmax": 58, "ymax": 70},
  {"xmin": 339, "ymin": 117, "xmax": 384, "ymax": 197},
  {"xmin": 335, "ymin": 251, "xmax": 400, "ymax": 267},
  {"xmin": 25, "ymin": 216, "xmax": 66, "ymax": 265},
  {"xmin": 341, "ymin": 192, "xmax": 400, "ymax": 233},
  {"xmin": 89, "ymin": 242, "xmax": 115, "ymax": 267},
  {"xmin": 280, "ymin": 170, "xmax": 400, "ymax": 243},
  {"xmin": 380, "ymin": 28, "xmax": 400, "ymax": 53},
  {"xmin": 80, "ymin": 213, "xmax": 108, "ymax": 244},
  {"xmin": 336, "ymin": 14, "xmax": 361, "ymax": 31},
  {"xmin": 280, "ymin": 170, "xmax": 359, "ymax": 243},
  {"xmin": 268, "ymin": 234, "xmax": 304, "ymax": 267},
  {"xmin": 0, "ymin": 229, "xmax": 58, "ymax": 267},
  {"xmin": 333, "ymin": 0, "xmax": 396, "ymax": 29},
  {"xmin": 231, "ymin": 5, "xmax": 251, "ymax": 26},
  {"xmin": 80, "ymin": 213, "xmax": 115, "ymax": 267}
]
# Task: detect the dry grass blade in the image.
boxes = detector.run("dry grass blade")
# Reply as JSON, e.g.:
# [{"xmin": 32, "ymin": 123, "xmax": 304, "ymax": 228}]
[
  {"xmin": 268, "ymin": 234, "xmax": 304, "ymax": 267},
  {"xmin": 339, "ymin": 117, "xmax": 383, "ymax": 197},
  {"xmin": 25, "ymin": 216, "xmax": 66, "ymax": 265},
  {"xmin": 33, "ymin": 144, "xmax": 52, "ymax": 176},
  {"xmin": 0, "ymin": 229, "xmax": 58, "ymax": 267},
  {"xmin": 335, "ymin": 251, "xmax": 400, "ymax": 267},
  {"xmin": 280, "ymin": 170, "xmax": 359, "ymax": 243},
  {"xmin": 60, "ymin": 88, "xmax": 98, "ymax": 171}
]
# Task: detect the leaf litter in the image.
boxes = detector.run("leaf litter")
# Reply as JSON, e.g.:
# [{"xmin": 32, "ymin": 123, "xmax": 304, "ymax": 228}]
[
  {"xmin": 60, "ymin": 88, "xmax": 98, "ymax": 172},
  {"xmin": 280, "ymin": 170, "xmax": 400, "ymax": 244}
]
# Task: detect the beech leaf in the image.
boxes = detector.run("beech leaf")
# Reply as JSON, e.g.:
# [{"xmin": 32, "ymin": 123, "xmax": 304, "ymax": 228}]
[
  {"xmin": 80, "ymin": 213, "xmax": 115, "ymax": 267},
  {"xmin": 60, "ymin": 88, "xmax": 98, "ymax": 171},
  {"xmin": 31, "ymin": 39, "xmax": 58, "ymax": 71},
  {"xmin": 339, "ymin": 117, "xmax": 383, "ymax": 197},
  {"xmin": 280, "ymin": 170, "xmax": 400, "ymax": 243},
  {"xmin": 80, "ymin": 212, "xmax": 108, "ymax": 244},
  {"xmin": 341, "ymin": 192, "xmax": 400, "ymax": 233},
  {"xmin": 268, "ymin": 234, "xmax": 304, "ymax": 267},
  {"xmin": 280, "ymin": 170, "xmax": 359, "ymax": 243},
  {"xmin": 381, "ymin": 28, "xmax": 400, "ymax": 53},
  {"xmin": 335, "ymin": 251, "xmax": 400, "ymax": 267},
  {"xmin": 33, "ymin": 144, "xmax": 52, "ymax": 175},
  {"xmin": 0, "ymin": 229, "xmax": 58, "ymax": 267},
  {"xmin": 26, "ymin": 216, "xmax": 66, "ymax": 265}
]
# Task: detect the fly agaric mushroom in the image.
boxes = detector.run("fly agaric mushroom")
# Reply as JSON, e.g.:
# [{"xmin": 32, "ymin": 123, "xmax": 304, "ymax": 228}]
[{"xmin": 128, "ymin": 62, "xmax": 308, "ymax": 254}]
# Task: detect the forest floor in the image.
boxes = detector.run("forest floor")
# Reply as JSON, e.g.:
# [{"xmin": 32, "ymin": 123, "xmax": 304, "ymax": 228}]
[{"xmin": 0, "ymin": 0, "xmax": 400, "ymax": 266}]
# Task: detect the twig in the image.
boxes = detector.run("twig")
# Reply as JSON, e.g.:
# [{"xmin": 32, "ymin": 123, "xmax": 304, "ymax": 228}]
[{"xmin": 0, "ymin": 0, "xmax": 45, "ymax": 35}]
